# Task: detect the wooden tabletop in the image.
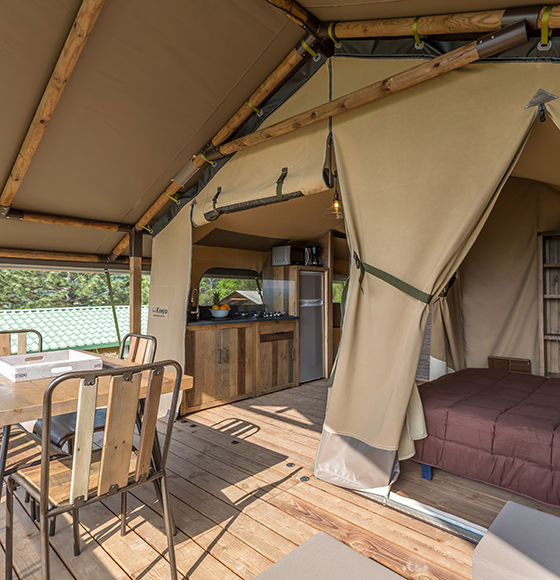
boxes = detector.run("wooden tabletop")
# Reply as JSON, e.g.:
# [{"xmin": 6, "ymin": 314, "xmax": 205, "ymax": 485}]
[{"xmin": 0, "ymin": 355, "xmax": 193, "ymax": 428}]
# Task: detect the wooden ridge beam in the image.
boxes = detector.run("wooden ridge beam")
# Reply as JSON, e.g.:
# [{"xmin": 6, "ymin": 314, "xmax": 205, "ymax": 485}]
[
  {"xmin": 328, "ymin": 6, "xmax": 559, "ymax": 39},
  {"xmin": 215, "ymin": 23, "xmax": 527, "ymax": 156},
  {"xmin": 0, "ymin": 0, "xmax": 106, "ymax": 214},
  {"xmin": 264, "ymin": 0, "xmax": 320, "ymax": 32}
]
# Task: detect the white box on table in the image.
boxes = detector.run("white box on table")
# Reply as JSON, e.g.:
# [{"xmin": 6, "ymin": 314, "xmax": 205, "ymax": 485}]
[{"xmin": 0, "ymin": 349, "xmax": 103, "ymax": 382}]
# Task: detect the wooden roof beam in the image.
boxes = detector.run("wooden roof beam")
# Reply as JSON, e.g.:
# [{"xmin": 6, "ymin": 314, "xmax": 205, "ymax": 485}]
[
  {"xmin": 4, "ymin": 209, "xmax": 131, "ymax": 232},
  {"xmin": 0, "ymin": 0, "xmax": 106, "ymax": 215}
]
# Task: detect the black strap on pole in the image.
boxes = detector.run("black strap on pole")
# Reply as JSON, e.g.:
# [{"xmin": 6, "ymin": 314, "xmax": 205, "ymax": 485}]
[
  {"xmin": 209, "ymin": 187, "xmax": 222, "ymax": 221},
  {"xmin": 353, "ymin": 252, "xmax": 433, "ymax": 304},
  {"xmin": 276, "ymin": 168, "xmax": 288, "ymax": 201}
]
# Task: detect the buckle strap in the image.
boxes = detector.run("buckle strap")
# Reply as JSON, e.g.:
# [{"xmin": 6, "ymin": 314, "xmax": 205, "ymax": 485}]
[
  {"xmin": 276, "ymin": 167, "xmax": 288, "ymax": 202},
  {"xmin": 354, "ymin": 252, "xmax": 432, "ymax": 304}
]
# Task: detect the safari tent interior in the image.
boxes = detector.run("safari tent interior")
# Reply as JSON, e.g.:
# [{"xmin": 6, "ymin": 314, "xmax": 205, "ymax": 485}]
[{"xmin": 4, "ymin": 1, "xmax": 560, "ymax": 579}]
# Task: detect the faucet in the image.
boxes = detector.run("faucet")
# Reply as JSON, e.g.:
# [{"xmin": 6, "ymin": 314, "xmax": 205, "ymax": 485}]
[{"xmin": 189, "ymin": 288, "xmax": 199, "ymax": 319}]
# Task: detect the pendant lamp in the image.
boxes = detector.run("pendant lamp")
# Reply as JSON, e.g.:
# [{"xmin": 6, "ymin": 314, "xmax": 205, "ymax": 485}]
[{"xmin": 324, "ymin": 179, "xmax": 344, "ymax": 219}]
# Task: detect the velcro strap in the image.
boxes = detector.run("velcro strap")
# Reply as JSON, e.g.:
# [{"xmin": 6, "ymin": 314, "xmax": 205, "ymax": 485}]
[
  {"xmin": 276, "ymin": 167, "xmax": 288, "ymax": 201},
  {"xmin": 354, "ymin": 252, "xmax": 432, "ymax": 304}
]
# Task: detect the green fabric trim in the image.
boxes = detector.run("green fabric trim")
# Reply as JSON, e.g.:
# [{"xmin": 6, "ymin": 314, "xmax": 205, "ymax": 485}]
[
  {"xmin": 246, "ymin": 100, "xmax": 263, "ymax": 116},
  {"xmin": 276, "ymin": 167, "xmax": 288, "ymax": 201},
  {"xmin": 300, "ymin": 38, "xmax": 318, "ymax": 60},
  {"xmin": 328, "ymin": 22, "xmax": 341, "ymax": 47},
  {"xmin": 353, "ymin": 252, "xmax": 432, "ymax": 304},
  {"xmin": 542, "ymin": 5, "xmax": 554, "ymax": 47},
  {"xmin": 412, "ymin": 16, "xmax": 425, "ymax": 47}
]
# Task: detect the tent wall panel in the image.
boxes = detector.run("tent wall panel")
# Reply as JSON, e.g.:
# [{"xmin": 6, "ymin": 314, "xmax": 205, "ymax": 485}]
[
  {"xmin": 147, "ymin": 202, "xmax": 192, "ymax": 416},
  {"xmin": 460, "ymin": 178, "xmax": 560, "ymax": 371},
  {"xmin": 316, "ymin": 60, "xmax": 560, "ymax": 491}
]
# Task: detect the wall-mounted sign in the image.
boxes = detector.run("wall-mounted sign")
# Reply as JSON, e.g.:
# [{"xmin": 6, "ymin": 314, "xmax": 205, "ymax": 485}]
[{"xmin": 150, "ymin": 305, "xmax": 169, "ymax": 319}]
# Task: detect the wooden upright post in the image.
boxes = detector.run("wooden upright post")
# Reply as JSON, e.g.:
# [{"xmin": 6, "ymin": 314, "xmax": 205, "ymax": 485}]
[{"xmin": 129, "ymin": 229, "xmax": 143, "ymax": 335}]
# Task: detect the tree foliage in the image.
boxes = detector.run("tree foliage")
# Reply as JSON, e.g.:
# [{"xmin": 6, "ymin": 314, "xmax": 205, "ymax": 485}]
[
  {"xmin": 0, "ymin": 270, "xmax": 150, "ymax": 310},
  {"xmin": 198, "ymin": 277, "xmax": 258, "ymax": 306}
]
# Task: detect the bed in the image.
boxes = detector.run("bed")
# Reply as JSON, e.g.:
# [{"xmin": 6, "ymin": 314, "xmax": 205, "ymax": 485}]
[{"xmin": 414, "ymin": 367, "xmax": 560, "ymax": 507}]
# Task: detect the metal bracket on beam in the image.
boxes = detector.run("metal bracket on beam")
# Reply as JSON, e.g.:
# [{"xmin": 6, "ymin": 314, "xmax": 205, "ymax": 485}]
[
  {"xmin": 130, "ymin": 228, "xmax": 143, "ymax": 258},
  {"xmin": 0, "ymin": 206, "xmax": 10, "ymax": 218},
  {"xmin": 476, "ymin": 20, "xmax": 528, "ymax": 59},
  {"xmin": 2, "ymin": 209, "xmax": 23, "ymax": 221},
  {"xmin": 501, "ymin": 6, "xmax": 541, "ymax": 31}
]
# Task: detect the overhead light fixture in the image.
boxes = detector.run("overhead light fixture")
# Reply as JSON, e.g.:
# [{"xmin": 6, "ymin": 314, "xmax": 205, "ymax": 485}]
[{"xmin": 324, "ymin": 176, "xmax": 344, "ymax": 220}]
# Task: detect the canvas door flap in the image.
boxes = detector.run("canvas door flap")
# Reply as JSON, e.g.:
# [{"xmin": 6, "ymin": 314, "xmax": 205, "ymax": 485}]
[
  {"xmin": 315, "ymin": 59, "xmax": 560, "ymax": 491},
  {"xmin": 191, "ymin": 64, "xmax": 330, "ymax": 227},
  {"xmin": 147, "ymin": 201, "xmax": 192, "ymax": 416}
]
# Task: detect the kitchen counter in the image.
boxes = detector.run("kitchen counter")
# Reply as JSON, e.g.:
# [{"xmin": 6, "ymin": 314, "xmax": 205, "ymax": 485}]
[{"xmin": 187, "ymin": 315, "xmax": 299, "ymax": 327}]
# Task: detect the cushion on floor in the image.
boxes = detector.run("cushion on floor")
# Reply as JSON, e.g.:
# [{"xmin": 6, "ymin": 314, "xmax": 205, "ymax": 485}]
[
  {"xmin": 473, "ymin": 501, "xmax": 560, "ymax": 580},
  {"xmin": 254, "ymin": 532, "xmax": 404, "ymax": 579}
]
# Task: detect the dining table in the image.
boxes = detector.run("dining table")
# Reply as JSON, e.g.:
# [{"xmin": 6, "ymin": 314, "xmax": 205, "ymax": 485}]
[{"xmin": 0, "ymin": 353, "xmax": 194, "ymax": 492}]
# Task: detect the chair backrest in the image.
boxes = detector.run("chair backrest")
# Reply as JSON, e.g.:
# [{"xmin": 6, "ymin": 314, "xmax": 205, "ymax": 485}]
[
  {"xmin": 119, "ymin": 333, "xmax": 157, "ymax": 364},
  {"xmin": 0, "ymin": 329, "xmax": 43, "ymax": 356},
  {"xmin": 40, "ymin": 360, "xmax": 182, "ymax": 506}
]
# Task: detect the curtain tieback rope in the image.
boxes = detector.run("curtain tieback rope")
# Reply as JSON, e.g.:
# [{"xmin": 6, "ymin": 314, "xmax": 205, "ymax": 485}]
[
  {"xmin": 353, "ymin": 252, "xmax": 432, "ymax": 304},
  {"xmin": 276, "ymin": 167, "xmax": 289, "ymax": 201}
]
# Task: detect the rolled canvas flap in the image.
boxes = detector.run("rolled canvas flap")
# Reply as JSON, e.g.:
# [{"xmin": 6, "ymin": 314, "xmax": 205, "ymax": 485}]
[{"xmin": 192, "ymin": 65, "xmax": 331, "ymax": 227}]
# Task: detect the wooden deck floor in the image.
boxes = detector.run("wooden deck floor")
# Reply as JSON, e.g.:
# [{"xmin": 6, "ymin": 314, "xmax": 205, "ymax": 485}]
[{"xmin": 3, "ymin": 376, "xmax": 559, "ymax": 580}]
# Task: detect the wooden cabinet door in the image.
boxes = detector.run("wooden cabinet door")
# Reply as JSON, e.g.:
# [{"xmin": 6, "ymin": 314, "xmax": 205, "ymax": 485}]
[
  {"xmin": 257, "ymin": 321, "xmax": 297, "ymax": 396},
  {"xmin": 181, "ymin": 324, "xmax": 254, "ymax": 415}
]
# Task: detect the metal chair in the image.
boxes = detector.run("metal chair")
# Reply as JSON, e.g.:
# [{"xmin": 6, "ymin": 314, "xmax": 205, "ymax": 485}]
[
  {"xmin": 0, "ymin": 328, "xmax": 43, "ymax": 356},
  {"xmin": 5, "ymin": 360, "xmax": 182, "ymax": 580},
  {"xmin": 34, "ymin": 334, "xmax": 157, "ymax": 452},
  {"xmin": 0, "ymin": 330, "xmax": 54, "ymax": 517}
]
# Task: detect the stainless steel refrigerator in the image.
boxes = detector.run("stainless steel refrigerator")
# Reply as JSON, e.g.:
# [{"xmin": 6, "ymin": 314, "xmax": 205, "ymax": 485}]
[{"xmin": 299, "ymin": 270, "xmax": 324, "ymax": 382}]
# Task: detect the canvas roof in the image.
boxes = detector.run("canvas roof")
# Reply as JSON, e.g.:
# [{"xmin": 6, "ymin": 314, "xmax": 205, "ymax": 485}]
[{"xmin": 0, "ymin": 0, "xmax": 552, "ymax": 269}]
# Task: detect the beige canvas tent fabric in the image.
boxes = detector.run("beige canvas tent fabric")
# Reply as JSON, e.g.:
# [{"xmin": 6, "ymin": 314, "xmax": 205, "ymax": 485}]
[
  {"xmin": 191, "ymin": 64, "xmax": 330, "ymax": 227},
  {"xmin": 147, "ymin": 201, "xmax": 192, "ymax": 416},
  {"xmin": 447, "ymin": 177, "xmax": 560, "ymax": 372},
  {"xmin": 315, "ymin": 58, "xmax": 560, "ymax": 491}
]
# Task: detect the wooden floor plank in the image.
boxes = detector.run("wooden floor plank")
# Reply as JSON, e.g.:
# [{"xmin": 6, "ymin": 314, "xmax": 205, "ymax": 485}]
[
  {"xmin": 14, "ymin": 492, "xmax": 129, "ymax": 580},
  {"xmin": 101, "ymin": 491, "xmax": 243, "ymax": 580}
]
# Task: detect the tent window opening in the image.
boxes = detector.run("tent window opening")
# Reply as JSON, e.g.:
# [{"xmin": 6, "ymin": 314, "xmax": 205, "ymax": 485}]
[
  {"xmin": 199, "ymin": 268, "xmax": 262, "ymax": 308},
  {"xmin": 332, "ymin": 276, "xmax": 348, "ymax": 304}
]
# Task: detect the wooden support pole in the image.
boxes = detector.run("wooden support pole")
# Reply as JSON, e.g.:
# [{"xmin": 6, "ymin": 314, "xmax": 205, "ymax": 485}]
[
  {"xmin": 0, "ymin": 249, "xmax": 100, "ymax": 263},
  {"xmin": 7, "ymin": 210, "xmax": 127, "ymax": 232},
  {"xmin": 215, "ymin": 23, "xmax": 527, "ymax": 157},
  {"xmin": 330, "ymin": 6, "xmax": 560, "ymax": 39},
  {"xmin": 264, "ymin": 0, "xmax": 319, "ymax": 31},
  {"xmin": 129, "ymin": 257, "xmax": 142, "ymax": 335},
  {"xmin": 0, "ymin": 0, "xmax": 106, "ymax": 213}
]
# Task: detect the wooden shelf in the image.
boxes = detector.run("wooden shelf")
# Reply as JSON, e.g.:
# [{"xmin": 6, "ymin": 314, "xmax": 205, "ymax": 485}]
[
  {"xmin": 544, "ymin": 335, "xmax": 560, "ymax": 341},
  {"xmin": 544, "ymin": 263, "xmax": 560, "ymax": 268},
  {"xmin": 544, "ymin": 295, "xmax": 560, "ymax": 299}
]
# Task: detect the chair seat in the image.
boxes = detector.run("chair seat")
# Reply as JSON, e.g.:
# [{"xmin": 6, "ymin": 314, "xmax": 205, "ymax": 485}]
[
  {"xmin": 34, "ymin": 408, "xmax": 107, "ymax": 448},
  {"xmin": 2, "ymin": 425, "xmax": 66, "ymax": 475},
  {"xmin": 15, "ymin": 448, "xmax": 138, "ymax": 507},
  {"xmin": 254, "ymin": 532, "xmax": 405, "ymax": 579}
]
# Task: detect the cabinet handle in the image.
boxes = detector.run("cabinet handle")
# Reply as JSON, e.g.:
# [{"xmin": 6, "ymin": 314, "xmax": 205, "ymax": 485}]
[
  {"xmin": 217, "ymin": 348, "xmax": 222, "ymax": 364},
  {"xmin": 224, "ymin": 348, "xmax": 228, "ymax": 363},
  {"xmin": 291, "ymin": 347, "xmax": 295, "ymax": 361}
]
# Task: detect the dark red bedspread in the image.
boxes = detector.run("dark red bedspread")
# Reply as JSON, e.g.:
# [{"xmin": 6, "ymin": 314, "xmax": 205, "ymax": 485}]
[{"xmin": 414, "ymin": 368, "xmax": 560, "ymax": 506}]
